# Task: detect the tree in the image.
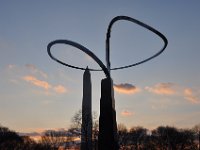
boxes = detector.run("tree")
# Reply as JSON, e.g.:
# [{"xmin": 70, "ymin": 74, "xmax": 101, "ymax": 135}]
[
  {"xmin": 71, "ymin": 109, "xmax": 82, "ymax": 130},
  {"xmin": 92, "ymin": 119, "xmax": 99, "ymax": 150},
  {"xmin": 177, "ymin": 129, "xmax": 197, "ymax": 149},
  {"xmin": 40, "ymin": 130, "xmax": 67, "ymax": 149},
  {"xmin": 129, "ymin": 126, "xmax": 147, "ymax": 150},
  {"xmin": 0, "ymin": 125, "xmax": 23, "ymax": 149},
  {"xmin": 193, "ymin": 124, "xmax": 200, "ymax": 149},
  {"xmin": 0, "ymin": 125, "xmax": 53, "ymax": 150},
  {"xmin": 151, "ymin": 126, "xmax": 197, "ymax": 150},
  {"xmin": 142, "ymin": 134, "xmax": 156, "ymax": 150},
  {"xmin": 152, "ymin": 126, "xmax": 179, "ymax": 150},
  {"xmin": 71, "ymin": 109, "xmax": 98, "ymax": 149},
  {"xmin": 118, "ymin": 123, "xmax": 129, "ymax": 149}
]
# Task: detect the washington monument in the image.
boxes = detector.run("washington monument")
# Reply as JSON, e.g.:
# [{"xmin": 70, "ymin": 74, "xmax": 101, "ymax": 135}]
[{"xmin": 81, "ymin": 67, "xmax": 92, "ymax": 150}]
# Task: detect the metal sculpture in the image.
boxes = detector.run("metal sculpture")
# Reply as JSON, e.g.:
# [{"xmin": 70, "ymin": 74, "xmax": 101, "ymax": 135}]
[
  {"xmin": 47, "ymin": 16, "xmax": 168, "ymax": 150},
  {"xmin": 47, "ymin": 16, "xmax": 167, "ymax": 76}
]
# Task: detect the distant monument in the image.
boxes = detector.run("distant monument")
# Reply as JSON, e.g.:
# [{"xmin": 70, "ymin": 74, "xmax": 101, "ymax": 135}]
[
  {"xmin": 81, "ymin": 67, "xmax": 92, "ymax": 150},
  {"xmin": 47, "ymin": 15, "xmax": 168, "ymax": 150}
]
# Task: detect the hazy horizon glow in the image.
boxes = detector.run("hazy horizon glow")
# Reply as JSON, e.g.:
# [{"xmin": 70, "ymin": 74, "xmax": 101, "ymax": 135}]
[{"xmin": 0, "ymin": 1, "xmax": 200, "ymax": 133}]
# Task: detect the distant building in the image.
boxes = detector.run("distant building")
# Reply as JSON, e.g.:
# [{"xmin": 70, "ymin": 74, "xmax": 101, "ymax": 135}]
[{"xmin": 81, "ymin": 67, "xmax": 92, "ymax": 150}]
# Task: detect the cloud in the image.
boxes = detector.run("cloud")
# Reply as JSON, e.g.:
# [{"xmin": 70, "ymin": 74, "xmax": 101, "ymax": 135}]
[
  {"xmin": 25, "ymin": 64, "xmax": 48, "ymax": 78},
  {"xmin": 121, "ymin": 110, "xmax": 134, "ymax": 117},
  {"xmin": 114, "ymin": 83, "xmax": 141, "ymax": 94},
  {"xmin": 5, "ymin": 64, "xmax": 48, "ymax": 80},
  {"xmin": 184, "ymin": 88, "xmax": 200, "ymax": 104},
  {"xmin": 3, "ymin": 64, "xmax": 68, "ymax": 95},
  {"xmin": 54, "ymin": 85, "xmax": 67, "ymax": 94},
  {"xmin": 23, "ymin": 76, "xmax": 51, "ymax": 90},
  {"xmin": 145, "ymin": 83, "xmax": 176, "ymax": 95},
  {"xmin": 23, "ymin": 75, "xmax": 67, "ymax": 94},
  {"xmin": 146, "ymin": 83, "xmax": 200, "ymax": 106}
]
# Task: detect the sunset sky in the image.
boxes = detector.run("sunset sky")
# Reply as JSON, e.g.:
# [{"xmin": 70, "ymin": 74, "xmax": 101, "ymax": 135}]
[{"xmin": 0, "ymin": 1, "xmax": 200, "ymax": 133}]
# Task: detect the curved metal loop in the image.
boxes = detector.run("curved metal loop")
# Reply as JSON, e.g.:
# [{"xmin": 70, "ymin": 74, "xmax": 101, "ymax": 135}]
[
  {"xmin": 47, "ymin": 16, "xmax": 168, "ymax": 76},
  {"xmin": 47, "ymin": 39, "xmax": 110, "ymax": 78},
  {"xmin": 106, "ymin": 16, "xmax": 168, "ymax": 70}
]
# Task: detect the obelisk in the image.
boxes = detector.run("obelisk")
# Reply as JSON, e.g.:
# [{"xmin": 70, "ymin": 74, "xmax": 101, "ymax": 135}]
[{"xmin": 81, "ymin": 67, "xmax": 92, "ymax": 150}]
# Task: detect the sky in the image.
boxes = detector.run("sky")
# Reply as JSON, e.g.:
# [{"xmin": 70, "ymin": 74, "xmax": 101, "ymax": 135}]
[{"xmin": 0, "ymin": 1, "xmax": 200, "ymax": 133}]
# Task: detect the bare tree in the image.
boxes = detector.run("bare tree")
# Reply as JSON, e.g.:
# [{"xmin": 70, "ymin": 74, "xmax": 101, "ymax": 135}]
[
  {"xmin": 40, "ymin": 130, "xmax": 67, "ymax": 149},
  {"xmin": 0, "ymin": 125, "xmax": 23, "ymax": 149},
  {"xmin": 93, "ymin": 120, "xmax": 99, "ymax": 150},
  {"xmin": 71, "ymin": 109, "xmax": 82, "ymax": 130},
  {"xmin": 178, "ymin": 129, "xmax": 197, "ymax": 149},
  {"xmin": 152, "ymin": 126, "xmax": 197, "ymax": 150},
  {"xmin": 129, "ymin": 126, "xmax": 147, "ymax": 150},
  {"xmin": 118, "ymin": 123, "xmax": 129, "ymax": 150},
  {"xmin": 193, "ymin": 124, "xmax": 200, "ymax": 149},
  {"xmin": 71, "ymin": 109, "xmax": 98, "ymax": 149}
]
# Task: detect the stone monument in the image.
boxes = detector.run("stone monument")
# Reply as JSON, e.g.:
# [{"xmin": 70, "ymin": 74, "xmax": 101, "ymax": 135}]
[{"xmin": 81, "ymin": 67, "xmax": 92, "ymax": 150}]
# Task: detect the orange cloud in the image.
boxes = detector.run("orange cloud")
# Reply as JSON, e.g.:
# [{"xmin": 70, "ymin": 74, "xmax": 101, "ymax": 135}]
[
  {"xmin": 23, "ymin": 75, "xmax": 51, "ymax": 90},
  {"xmin": 145, "ymin": 83, "xmax": 176, "ymax": 95},
  {"xmin": 23, "ymin": 75, "xmax": 67, "ymax": 95},
  {"xmin": 54, "ymin": 85, "xmax": 67, "ymax": 94},
  {"xmin": 121, "ymin": 110, "xmax": 134, "ymax": 117},
  {"xmin": 184, "ymin": 88, "xmax": 200, "ymax": 104},
  {"xmin": 114, "ymin": 83, "xmax": 141, "ymax": 94}
]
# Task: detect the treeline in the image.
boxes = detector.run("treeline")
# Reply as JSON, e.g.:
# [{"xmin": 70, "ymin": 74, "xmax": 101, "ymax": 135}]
[
  {"xmin": 0, "ymin": 125, "xmax": 81, "ymax": 150},
  {"xmin": 1, "ymin": 123, "xmax": 200, "ymax": 150},
  {"xmin": 0, "ymin": 125, "xmax": 56, "ymax": 150},
  {"xmin": 117, "ymin": 124, "xmax": 200, "ymax": 150}
]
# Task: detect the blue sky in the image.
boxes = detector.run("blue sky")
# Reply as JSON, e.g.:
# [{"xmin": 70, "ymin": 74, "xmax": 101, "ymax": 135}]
[{"xmin": 0, "ymin": 1, "xmax": 200, "ymax": 132}]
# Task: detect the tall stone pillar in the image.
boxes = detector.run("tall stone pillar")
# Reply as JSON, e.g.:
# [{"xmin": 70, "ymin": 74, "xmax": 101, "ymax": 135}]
[
  {"xmin": 81, "ymin": 67, "xmax": 92, "ymax": 150},
  {"xmin": 98, "ymin": 77, "xmax": 119, "ymax": 150}
]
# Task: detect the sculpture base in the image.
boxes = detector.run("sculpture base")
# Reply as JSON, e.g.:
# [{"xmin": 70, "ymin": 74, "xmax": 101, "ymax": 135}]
[{"xmin": 98, "ymin": 77, "xmax": 119, "ymax": 150}]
